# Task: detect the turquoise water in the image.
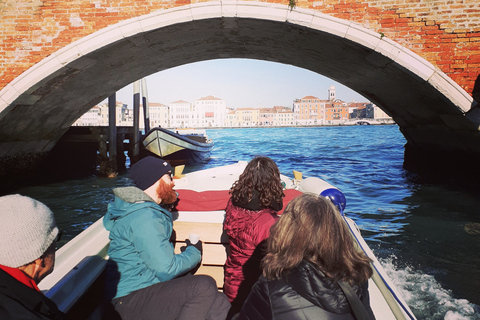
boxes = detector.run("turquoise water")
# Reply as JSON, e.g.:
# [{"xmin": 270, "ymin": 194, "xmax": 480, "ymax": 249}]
[{"xmin": 13, "ymin": 125, "xmax": 480, "ymax": 319}]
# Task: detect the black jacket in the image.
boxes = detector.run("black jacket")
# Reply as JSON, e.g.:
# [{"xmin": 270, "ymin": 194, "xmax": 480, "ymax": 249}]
[
  {"xmin": 238, "ymin": 260, "xmax": 375, "ymax": 320},
  {"xmin": 0, "ymin": 268, "xmax": 67, "ymax": 320},
  {"xmin": 232, "ymin": 189, "xmax": 283, "ymax": 212}
]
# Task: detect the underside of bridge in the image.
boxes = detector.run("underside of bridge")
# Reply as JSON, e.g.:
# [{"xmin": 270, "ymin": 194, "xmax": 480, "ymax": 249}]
[{"xmin": 1, "ymin": 6, "xmax": 479, "ymax": 188}]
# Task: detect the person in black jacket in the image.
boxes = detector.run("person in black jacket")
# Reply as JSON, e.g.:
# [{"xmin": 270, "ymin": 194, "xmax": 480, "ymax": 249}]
[
  {"xmin": 0, "ymin": 194, "xmax": 66, "ymax": 320},
  {"xmin": 238, "ymin": 193, "xmax": 376, "ymax": 320}
]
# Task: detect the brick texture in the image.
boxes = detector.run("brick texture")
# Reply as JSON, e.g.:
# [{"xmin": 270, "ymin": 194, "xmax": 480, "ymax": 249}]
[{"xmin": 0, "ymin": 0, "xmax": 479, "ymax": 96}]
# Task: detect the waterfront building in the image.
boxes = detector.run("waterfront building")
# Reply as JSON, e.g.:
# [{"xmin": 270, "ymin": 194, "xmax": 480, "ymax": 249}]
[
  {"xmin": 148, "ymin": 102, "xmax": 169, "ymax": 128},
  {"xmin": 348, "ymin": 102, "xmax": 393, "ymax": 122},
  {"xmin": 169, "ymin": 100, "xmax": 192, "ymax": 128},
  {"xmin": 73, "ymin": 106, "xmax": 102, "ymax": 126},
  {"xmin": 372, "ymin": 104, "xmax": 392, "ymax": 120},
  {"xmin": 269, "ymin": 106, "xmax": 294, "ymax": 126},
  {"xmin": 325, "ymin": 100, "xmax": 349, "ymax": 123},
  {"xmin": 120, "ymin": 106, "xmax": 133, "ymax": 126},
  {"xmin": 235, "ymin": 108, "xmax": 260, "ymax": 127},
  {"xmin": 192, "ymin": 95, "xmax": 227, "ymax": 128},
  {"xmin": 225, "ymin": 109, "xmax": 238, "ymax": 127},
  {"xmin": 275, "ymin": 107, "xmax": 295, "ymax": 126},
  {"xmin": 348, "ymin": 102, "xmax": 369, "ymax": 119},
  {"xmin": 259, "ymin": 108, "xmax": 276, "ymax": 126},
  {"xmin": 293, "ymin": 96, "xmax": 327, "ymax": 125},
  {"xmin": 73, "ymin": 102, "xmax": 129, "ymax": 126},
  {"xmin": 73, "ymin": 85, "xmax": 390, "ymax": 128}
]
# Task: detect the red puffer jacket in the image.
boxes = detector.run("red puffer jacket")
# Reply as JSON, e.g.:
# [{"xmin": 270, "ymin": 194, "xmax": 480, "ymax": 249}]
[{"xmin": 223, "ymin": 198, "xmax": 279, "ymax": 309}]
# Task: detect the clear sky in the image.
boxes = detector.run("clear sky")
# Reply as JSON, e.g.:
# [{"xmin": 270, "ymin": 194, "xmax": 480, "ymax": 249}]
[{"xmin": 113, "ymin": 58, "xmax": 368, "ymax": 108}]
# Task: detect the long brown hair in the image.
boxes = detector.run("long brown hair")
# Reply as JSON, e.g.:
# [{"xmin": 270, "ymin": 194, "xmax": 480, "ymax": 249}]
[
  {"xmin": 262, "ymin": 193, "xmax": 372, "ymax": 285},
  {"xmin": 230, "ymin": 156, "xmax": 284, "ymax": 209}
]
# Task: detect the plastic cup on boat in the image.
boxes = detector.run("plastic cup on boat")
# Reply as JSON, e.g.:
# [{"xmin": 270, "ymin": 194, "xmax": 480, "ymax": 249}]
[{"xmin": 189, "ymin": 233, "xmax": 200, "ymax": 245}]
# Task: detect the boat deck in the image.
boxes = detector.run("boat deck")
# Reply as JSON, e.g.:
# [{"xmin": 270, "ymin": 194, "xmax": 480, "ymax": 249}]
[{"xmin": 38, "ymin": 162, "xmax": 416, "ymax": 320}]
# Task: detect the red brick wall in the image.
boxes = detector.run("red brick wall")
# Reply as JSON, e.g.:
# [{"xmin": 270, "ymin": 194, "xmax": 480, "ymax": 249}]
[
  {"xmin": 1, "ymin": 0, "xmax": 479, "ymax": 96},
  {"xmin": 302, "ymin": 0, "xmax": 480, "ymax": 97}
]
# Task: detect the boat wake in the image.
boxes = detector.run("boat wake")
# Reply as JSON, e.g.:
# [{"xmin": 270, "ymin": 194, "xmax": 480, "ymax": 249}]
[{"xmin": 380, "ymin": 256, "xmax": 480, "ymax": 320}]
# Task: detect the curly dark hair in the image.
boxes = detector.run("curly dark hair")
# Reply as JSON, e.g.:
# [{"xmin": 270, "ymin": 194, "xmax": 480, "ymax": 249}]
[{"xmin": 230, "ymin": 156, "xmax": 284, "ymax": 209}]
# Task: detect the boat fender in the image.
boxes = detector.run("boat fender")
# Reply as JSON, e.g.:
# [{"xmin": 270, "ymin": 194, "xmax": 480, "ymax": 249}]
[{"xmin": 298, "ymin": 177, "xmax": 346, "ymax": 214}]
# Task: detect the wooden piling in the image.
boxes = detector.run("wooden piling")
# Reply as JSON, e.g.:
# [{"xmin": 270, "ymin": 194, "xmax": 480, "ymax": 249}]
[
  {"xmin": 106, "ymin": 94, "xmax": 118, "ymax": 176},
  {"xmin": 142, "ymin": 78, "xmax": 151, "ymax": 133},
  {"xmin": 132, "ymin": 80, "xmax": 141, "ymax": 164}
]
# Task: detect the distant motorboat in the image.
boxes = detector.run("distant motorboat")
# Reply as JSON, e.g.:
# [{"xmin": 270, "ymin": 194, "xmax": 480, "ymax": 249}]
[{"xmin": 142, "ymin": 127, "xmax": 214, "ymax": 165}]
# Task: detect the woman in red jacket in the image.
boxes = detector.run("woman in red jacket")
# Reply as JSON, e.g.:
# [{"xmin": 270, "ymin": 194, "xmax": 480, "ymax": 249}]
[{"xmin": 223, "ymin": 156, "xmax": 285, "ymax": 317}]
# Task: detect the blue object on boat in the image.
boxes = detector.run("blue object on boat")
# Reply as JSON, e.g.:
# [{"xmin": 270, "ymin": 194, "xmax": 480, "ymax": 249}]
[{"xmin": 320, "ymin": 188, "xmax": 346, "ymax": 214}]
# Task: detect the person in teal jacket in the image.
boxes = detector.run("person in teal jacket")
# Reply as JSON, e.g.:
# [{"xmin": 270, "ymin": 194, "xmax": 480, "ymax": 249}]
[{"xmin": 103, "ymin": 156, "xmax": 230, "ymax": 320}]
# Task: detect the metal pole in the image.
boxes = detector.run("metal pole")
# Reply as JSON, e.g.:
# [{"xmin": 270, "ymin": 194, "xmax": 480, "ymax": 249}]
[
  {"xmin": 141, "ymin": 78, "xmax": 151, "ymax": 133},
  {"xmin": 108, "ymin": 93, "xmax": 117, "ymax": 173},
  {"xmin": 133, "ymin": 80, "xmax": 141, "ymax": 162}
]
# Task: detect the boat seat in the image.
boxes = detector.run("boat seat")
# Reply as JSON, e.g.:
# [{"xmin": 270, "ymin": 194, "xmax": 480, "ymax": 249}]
[{"xmin": 173, "ymin": 218, "xmax": 229, "ymax": 289}]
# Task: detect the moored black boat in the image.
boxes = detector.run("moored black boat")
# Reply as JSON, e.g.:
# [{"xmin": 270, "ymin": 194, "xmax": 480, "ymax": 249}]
[{"xmin": 142, "ymin": 127, "xmax": 214, "ymax": 165}]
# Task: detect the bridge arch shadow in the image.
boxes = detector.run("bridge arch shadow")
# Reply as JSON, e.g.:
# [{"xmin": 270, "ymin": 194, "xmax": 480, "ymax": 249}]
[{"xmin": 0, "ymin": 1, "xmax": 478, "ymax": 181}]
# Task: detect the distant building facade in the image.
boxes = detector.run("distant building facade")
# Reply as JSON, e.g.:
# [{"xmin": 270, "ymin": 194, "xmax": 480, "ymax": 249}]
[
  {"xmin": 348, "ymin": 102, "xmax": 393, "ymax": 122},
  {"xmin": 169, "ymin": 100, "xmax": 192, "ymax": 128},
  {"xmin": 293, "ymin": 96, "xmax": 327, "ymax": 125},
  {"xmin": 275, "ymin": 107, "xmax": 295, "ymax": 126},
  {"xmin": 235, "ymin": 108, "xmax": 260, "ymax": 127},
  {"xmin": 75, "ymin": 106, "xmax": 101, "ymax": 126},
  {"xmin": 373, "ymin": 104, "xmax": 392, "ymax": 120},
  {"xmin": 193, "ymin": 95, "xmax": 226, "ymax": 128},
  {"xmin": 325, "ymin": 100, "xmax": 349, "ymax": 123},
  {"xmin": 259, "ymin": 106, "xmax": 294, "ymax": 126},
  {"xmin": 148, "ymin": 102, "xmax": 169, "ymax": 128},
  {"xmin": 225, "ymin": 108, "xmax": 238, "ymax": 127},
  {"xmin": 348, "ymin": 102, "xmax": 369, "ymax": 118},
  {"xmin": 74, "ymin": 87, "xmax": 393, "ymax": 128},
  {"xmin": 73, "ymin": 101, "xmax": 128, "ymax": 126}
]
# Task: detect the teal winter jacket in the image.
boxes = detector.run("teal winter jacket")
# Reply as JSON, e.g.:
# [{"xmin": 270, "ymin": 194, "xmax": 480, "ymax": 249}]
[{"xmin": 103, "ymin": 186, "xmax": 201, "ymax": 299}]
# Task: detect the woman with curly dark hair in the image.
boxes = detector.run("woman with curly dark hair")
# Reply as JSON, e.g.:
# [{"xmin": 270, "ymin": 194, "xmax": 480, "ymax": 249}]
[
  {"xmin": 223, "ymin": 156, "xmax": 285, "ymax": 317},
  {"xmin": 238, "ymin": 193, "xmax": 375, "ymax": 320}
]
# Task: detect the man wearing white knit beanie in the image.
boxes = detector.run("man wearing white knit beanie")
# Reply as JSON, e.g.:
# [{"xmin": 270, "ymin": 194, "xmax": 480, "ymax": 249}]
[{"xmin": 0, "ymin": 194, "xmax": 66, "ymax": 320}]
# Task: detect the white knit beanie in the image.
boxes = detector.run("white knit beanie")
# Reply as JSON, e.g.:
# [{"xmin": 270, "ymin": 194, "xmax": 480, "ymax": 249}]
[{"xmin": 0, "ymin": 194, "xmax": 59, "ymax": 268}]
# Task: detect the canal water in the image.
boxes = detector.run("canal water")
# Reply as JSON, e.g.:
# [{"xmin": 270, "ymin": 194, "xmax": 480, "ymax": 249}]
[{"xmin": 10, "ymin": 125, "xmax": 480, "ymax": 319}]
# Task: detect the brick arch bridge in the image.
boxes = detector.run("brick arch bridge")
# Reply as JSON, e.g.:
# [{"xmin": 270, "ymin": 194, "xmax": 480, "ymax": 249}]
[{"xmin": 0, "ymin": 0, "xmax": 479, "ymax": 181}]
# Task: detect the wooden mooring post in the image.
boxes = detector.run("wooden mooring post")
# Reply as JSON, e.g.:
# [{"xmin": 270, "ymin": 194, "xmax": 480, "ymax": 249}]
[
  {"xmin": 132, "ymin": 80, "xmax": 141, "ymax": 164},
  {"xmin": 97, "ymin": 94, "xmax": 119, "ymax": 177},
  {"xmin": 54, "ymin": 126, "xmax": 133, "ymax": 177},
  {"xmin": 142, "ymin": 78, "xmax": 151, "ymax": 134}
]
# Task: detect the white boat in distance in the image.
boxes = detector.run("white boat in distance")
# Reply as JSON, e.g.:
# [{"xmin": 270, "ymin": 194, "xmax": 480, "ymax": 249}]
[
  {"xmin": 143, "ymin": 127, "xmax": 214, "ymax": 165},
  {"xmin": 38, "ymin": 162, "xmax": 417, "ymax": 320}
]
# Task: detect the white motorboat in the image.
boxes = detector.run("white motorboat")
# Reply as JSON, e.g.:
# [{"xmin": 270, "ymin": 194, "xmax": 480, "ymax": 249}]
[{"xmin": 38, "ymin": 161, "xmax": 417, "ymax": 320}]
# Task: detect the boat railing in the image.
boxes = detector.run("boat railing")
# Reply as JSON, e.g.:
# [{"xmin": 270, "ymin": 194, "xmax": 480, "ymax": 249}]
[{"xmin": 39, "ymin": 218, "xmax": 110, "ymax": 315}]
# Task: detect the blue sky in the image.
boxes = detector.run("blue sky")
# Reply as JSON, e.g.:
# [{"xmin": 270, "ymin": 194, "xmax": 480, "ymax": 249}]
[{"xmin": 114, "ymin": 58, "xmax": 368, "ymax": 108}]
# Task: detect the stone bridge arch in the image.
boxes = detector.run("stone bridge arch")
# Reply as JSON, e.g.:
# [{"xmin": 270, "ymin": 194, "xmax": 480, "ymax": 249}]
[{"xmin": 0, "ymin": 1, "xmax": 479, "ymax": 180}]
